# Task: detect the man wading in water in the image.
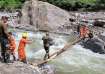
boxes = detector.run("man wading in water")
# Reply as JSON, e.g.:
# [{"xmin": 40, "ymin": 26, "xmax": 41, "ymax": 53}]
[
  {"xmin": 42, "ymin": 32, "xmax": 53, "ymax": 60},
  {"xmin": 0, "ymin": 16, "xmax": 10, "ymax": 63}
]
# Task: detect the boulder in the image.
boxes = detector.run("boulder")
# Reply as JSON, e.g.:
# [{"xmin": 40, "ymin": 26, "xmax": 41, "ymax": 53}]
[
  {"xmin": 0, "ymin": 61, "xmax": 55, "ymax": 74},
  {"xmin": 98, "ymin": 35, "xmax": 105, "ymax": 42},
  {"xmin": 93, "ymin": 20, "xmax": 105, "ymax": 27},
  {"xmin": 21, "ymin": 1, "xmax": 71, "ymax": 32},
  {"xmin": 0, "ymin": 62, "xmax": 39, "ymax": 74},
  {"xmin": 80, "ymin": 38, "xmax": 105, "ymax": 54}
]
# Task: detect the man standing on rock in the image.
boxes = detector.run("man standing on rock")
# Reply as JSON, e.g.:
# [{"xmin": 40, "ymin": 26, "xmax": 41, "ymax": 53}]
[
  {"xmin": 18, "ymin": 32, "xmax": 32, "ymax": 63},
  {"xmin": 8, "ymin": 32, "xmax": 16, "ymax": 61},
  {"xmin": 0, "ymin": 16, "xmax": 10, "ymax": 63},
  {"xmin": 42, "ymin": 32, "xmax": 53, "ymax": 60}
]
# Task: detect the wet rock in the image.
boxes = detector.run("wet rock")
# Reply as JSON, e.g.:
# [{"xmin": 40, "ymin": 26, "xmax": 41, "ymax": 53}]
[
  {"xmin": 0, "ymin": 62, "xmax": 55, "ymax": 74},
  {"xmin": 0, "ymin": 62, "xmax": 38, "ymax": 74},
  {"xmin": 93, "ymin": 20, "xmax": 105, "ymax": 27},
  {"xmin": 80, "ymin": 38, "xmax": 105, "ymax": 54},
  {"xmin": 98, "ymin": 35, "xmax": 105, "ymax": 42},
  {"xmin": 40, "ymin": 64, "xmax": 55, "ymax": 74}
]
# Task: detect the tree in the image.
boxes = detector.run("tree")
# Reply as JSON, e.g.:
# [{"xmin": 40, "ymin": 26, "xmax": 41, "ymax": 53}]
[{"xmin": 0, "ymin": 0, "xmax": 25, "ymax": 10}]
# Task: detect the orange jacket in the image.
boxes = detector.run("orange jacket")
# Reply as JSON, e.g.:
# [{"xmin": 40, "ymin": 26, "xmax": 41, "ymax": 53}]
[
  {"xmin": 9, "ymin": 36, "xmax": 16, "ymax": 53},
  {"xmin": 18, "ymin": 38, "xmax": 27, "ymax": 60},
  {"xmin": 84, "ymin": 26, "xmax": 89, "ymax": 37},
  {"xmin": 80, "ymin": 26, "xmax": 89, "ymax": 38}
]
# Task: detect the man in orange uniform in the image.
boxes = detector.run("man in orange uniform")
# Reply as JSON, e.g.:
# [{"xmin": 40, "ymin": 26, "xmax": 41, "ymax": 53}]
[
  {"xmin": 8, "ymin": 32, "xmax": 16, "ymax": 61},
  {"xmin": 80, "ymin": 25, "xmax": 90, "ymax": 39},
  {"xmin": 18, "ymin": 32, "xmax": 31, "ymax": 63}
]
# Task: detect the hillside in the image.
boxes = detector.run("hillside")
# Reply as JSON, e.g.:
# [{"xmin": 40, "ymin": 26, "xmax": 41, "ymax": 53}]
[
  {"xmin": 0, "ymin": 0, "xmax": 105, "ymax": 11},
  {"xmin": 41, "ymin": 0, "xmax": 105, "ymax": 11},
  {"xmin": 0, "ymin": 0, "xmax": 25, "ymax": 10}
]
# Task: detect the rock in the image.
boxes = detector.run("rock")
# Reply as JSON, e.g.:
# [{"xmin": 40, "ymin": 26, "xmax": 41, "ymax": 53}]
[
  {"xmin": 0, "ymin": 62, "xmax": 38, "ymax": 74},
  {"xmin": 21, "ymin": 1, "xmax": 71, "ymax": 32},
  {"xmin": 80, "ymin": 38, "xmax": 105, "ymax": 54},
  {"xmin": 93, "ymin": 20, "xmax": 105, "ymax": 27},
  {"xmin": 0, "ymin": 61, "xmax": 55, "ymax": 74},
  {"xmin": 98, "ymin": 35, "xmax": 105, "ymax": 42}
]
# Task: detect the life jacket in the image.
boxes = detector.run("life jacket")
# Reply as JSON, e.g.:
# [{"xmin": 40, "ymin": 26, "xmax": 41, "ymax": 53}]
[
  {"xmin": 80, "ymin": 26, "xmax": 84, "ymax": 38},
  {"xmin": 9, "ymin": 36, "xmax": 16, "ymax": 52},
  {"xmin": 80, "ymin": 25, "xmax": 89, "ymax": 38}
]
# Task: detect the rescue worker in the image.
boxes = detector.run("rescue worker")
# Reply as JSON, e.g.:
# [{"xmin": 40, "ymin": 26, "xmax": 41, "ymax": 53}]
[
  {"xmin": 18, "ymin": 32, "xmax": 31, "ymax": 63},
  {"xmin": 80, "ymin": 24, "xmax": 90, "ymax": 39},
  {"xmin": 8, "ymin": 32, "xmax": 16, "ymax": 61},
  {"xmin": 42, "ymin": 32, "xmax": 53, "ymax": 60},
  {"xmin": 0, "ymin": 16, "xmax": 10, "ymax": 63}
]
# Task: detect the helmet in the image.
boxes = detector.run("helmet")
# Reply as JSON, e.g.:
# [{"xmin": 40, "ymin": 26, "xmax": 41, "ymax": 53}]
[{"xmin": 22, "ymin": 32, "xmax": 28, "ymax": 38}]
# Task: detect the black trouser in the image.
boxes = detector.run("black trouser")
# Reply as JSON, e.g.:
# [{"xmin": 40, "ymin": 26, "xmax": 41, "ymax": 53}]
[
  {"xmin": 1, "ymin": 50, "xmax": 7, "ymax": 62},
  {"xmin": 44, "ymin": 46, "xmax": 50, "ymax": 60},
  {"xmin": 0, "ymin": 37, "xmax": 10, "ymax": 63}
]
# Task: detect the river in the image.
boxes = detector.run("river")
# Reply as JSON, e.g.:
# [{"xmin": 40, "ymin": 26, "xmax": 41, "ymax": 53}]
[{"xmin": 10, "ymin": 29, "xmax": 105, "ymax": 74}]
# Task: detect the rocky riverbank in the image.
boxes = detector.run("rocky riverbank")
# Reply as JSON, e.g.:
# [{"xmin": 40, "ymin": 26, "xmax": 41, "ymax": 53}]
[{"xmin": 0, "ymin": 61, "xmax": 55, "ymax": 74}]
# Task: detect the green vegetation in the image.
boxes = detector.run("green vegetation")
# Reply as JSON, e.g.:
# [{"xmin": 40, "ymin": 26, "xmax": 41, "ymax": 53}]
[
  {"xmin": 0, "ymin": 0, "xmax": 25, "ymax": 10},
  {"xmin": 42, "ymin": 0, "xmax": 105, "ymax": 11},
  {"xmin": 0, "ymin": 0, "xmax": 105, "ymax": 11}
]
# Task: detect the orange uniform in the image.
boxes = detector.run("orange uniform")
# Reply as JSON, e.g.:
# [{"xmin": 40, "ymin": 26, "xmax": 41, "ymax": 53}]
[
  {"xmin": 9, "ymin": 36, "xmax": 16, "ymax": 53},
  {"xmin": 18, "ymin": 38, "xmax": 27, "ymax": 61},
  {"xmin": 80, "ymin": 25, "xmax": 89, "ymax": 38}
]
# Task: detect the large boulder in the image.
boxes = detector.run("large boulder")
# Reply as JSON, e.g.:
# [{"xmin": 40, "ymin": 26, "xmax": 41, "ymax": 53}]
[
  {"xmin": 80, "ymin": 38, "xmax": 105, "ymax": 54},
  {"xmin": 21, "ymin": 1, "xmax": 71, "ymax": 32}
]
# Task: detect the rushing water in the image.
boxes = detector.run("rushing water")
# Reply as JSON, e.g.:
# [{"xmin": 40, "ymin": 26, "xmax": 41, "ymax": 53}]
[{"xmin": 12, "ymin": 29, "xmax": 105, "ymax": 74}]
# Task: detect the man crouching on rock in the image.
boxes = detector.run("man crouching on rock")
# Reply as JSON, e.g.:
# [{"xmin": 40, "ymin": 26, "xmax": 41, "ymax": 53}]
[
  {"xmin": 42, "ymin": 32, "xmax": 53, "ymax": 60},
  {"xmin": 79, "ymin": 24, "xmax": 94, "ymax": 40}
]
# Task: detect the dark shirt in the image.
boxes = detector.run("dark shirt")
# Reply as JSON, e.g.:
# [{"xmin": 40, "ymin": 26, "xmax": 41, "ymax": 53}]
[
  {"xmin": 42, "ymin": 36, "xmax": 52, "ymax": 47},
  {"xmin": 0, "ymin": 22, "xmax": 8, "ymax": 39}
]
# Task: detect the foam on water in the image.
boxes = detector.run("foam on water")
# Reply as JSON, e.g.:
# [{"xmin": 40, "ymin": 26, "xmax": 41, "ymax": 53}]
[{"xmin": 51, "ymin": 44, "xmax": 105, "ymax": 74}]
